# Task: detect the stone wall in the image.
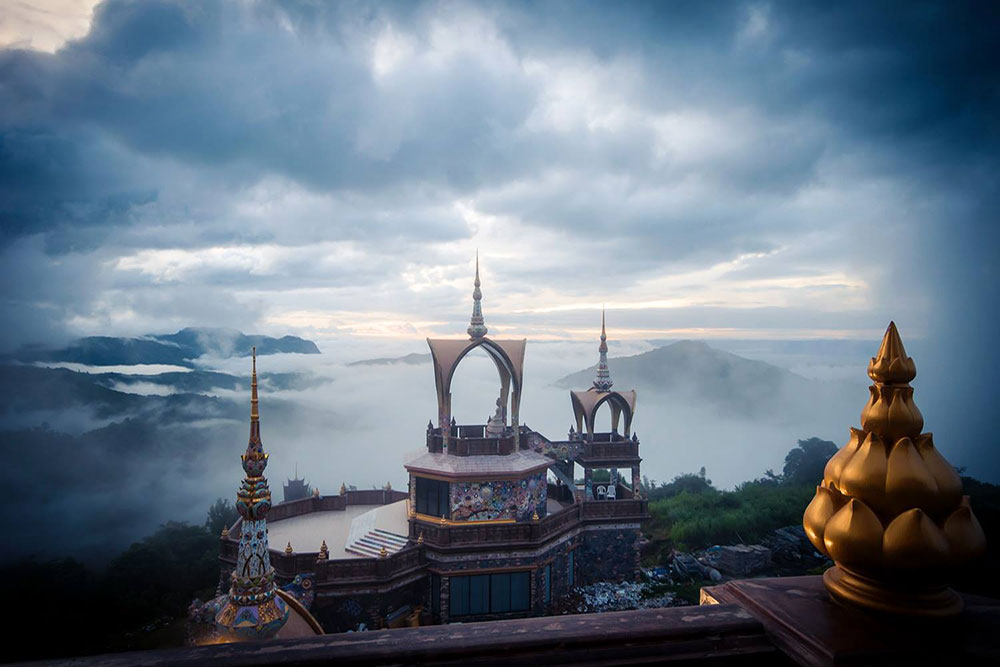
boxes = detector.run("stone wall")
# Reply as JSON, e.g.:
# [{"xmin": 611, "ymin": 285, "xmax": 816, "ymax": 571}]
[
  {"xmin": 312, "ymin": 579, "xmax": 428, "ymax": 633},
  {"xmin": 575, "ymin": 526, "xmax": 641, "ymax": 585},
  {"xmin": 431, "ymin": 533, "xmax": 581, "ymax": 623}
]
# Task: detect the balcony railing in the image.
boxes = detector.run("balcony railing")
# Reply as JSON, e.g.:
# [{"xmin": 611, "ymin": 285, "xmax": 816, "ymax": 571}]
[
  {"xmin": 425, "ymin": 425, "xmax": 516, "ymax": 455},
  {"xmin": 578, "ymin": 440, "xmax": 640, "ymax": 460}
]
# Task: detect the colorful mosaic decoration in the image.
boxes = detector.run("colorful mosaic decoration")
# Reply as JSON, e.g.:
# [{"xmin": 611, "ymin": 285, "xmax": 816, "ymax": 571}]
[
  {"xmin": 215, "ymin": 349, "xmax": 289, "ymax": 640},
  {"xmin": 450, "ymin": 472, "xmax": 546, "ymax": 522}
]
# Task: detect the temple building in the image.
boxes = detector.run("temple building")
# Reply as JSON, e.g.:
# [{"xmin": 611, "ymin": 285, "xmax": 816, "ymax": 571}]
[
  {"xmin": 283, "ymin": 467, "xmax": 312, "ymax": 503},
  {"xmin": 217, "ymin": 260, "xmax": 650, "ymax": 632}
]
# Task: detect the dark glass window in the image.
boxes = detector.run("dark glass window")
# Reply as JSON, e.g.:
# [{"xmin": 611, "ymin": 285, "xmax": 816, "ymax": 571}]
[
  {"xmin": 568, "ymin": 550, "xmax": 575, "ymax": 587},
  {"xmin": 431, "ymin": 573, "xmax": 441, "ymax": 617},
  {"xmin": 450, "ymin": 575, "xmax": 469, "ymax": 616},
  {"xmin": 449, "ymin": 572, "xmax": 531, "ymax": 616},
  {"xmin": 469, "ymin": 575, "xmax": 490, "ymax": 615},
  {"xmin": 415, "ymin": 477, "xmax": 450, "ymax": 518},
  {"xmin": 490, "ymin": 573, "xmax": 511, "ymax": 613},
  {"xmin": 543, "ymin": 564, "xmax": 551, "ymax": 603},
  {"xmin": 510, "ymin": 571, "xmax": 530, "ymax": 611}
]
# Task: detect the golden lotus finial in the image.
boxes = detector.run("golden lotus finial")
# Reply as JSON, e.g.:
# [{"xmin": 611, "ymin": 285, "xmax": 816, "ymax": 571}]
[
  {"xmin": 417, "ymin": 532, "xmax": 424, "ymax": 544},
  {"xmin": 379, "ymin": 546, "xmax": 388, "ymax": 558},
  {"xmin": 532, "ymin": 510, "xmax": 540, "ymax": 522},
  {"xmin": 439, "ymin": 514, "xmax": 448, "ymax": 525},
  {"xmin": 285, "ymin": 541, "xmax": 293, "ymax": 555},
  {"xmin": 804, "ymin": 321, "xmax": 986, "ymax": 617},
  {"xmin": 221, "ymin": 526, "xmax": 229, "ymax": 538},
  {"xmin": 867, "ymin": 321, "xmax": 916, "ymax": 384}
]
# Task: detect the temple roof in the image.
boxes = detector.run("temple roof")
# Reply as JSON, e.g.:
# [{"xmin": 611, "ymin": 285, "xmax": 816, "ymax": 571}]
[
  {"xmin": 426, "ymin": 336, "xmax": 527, "ymax": 392},
  {"xmin": 405, "ymin": 449, "xmax": 551, "ymax": 479}
]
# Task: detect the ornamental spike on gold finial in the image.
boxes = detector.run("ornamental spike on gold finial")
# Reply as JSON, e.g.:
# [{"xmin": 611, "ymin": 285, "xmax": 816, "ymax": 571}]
[
  {"xmin": 867, "ymin": 321, "xmax": 916, "ymax": 384},
  {"xmin": 802, "ymin": 321, "xmax": 986, "ymax": 617}
]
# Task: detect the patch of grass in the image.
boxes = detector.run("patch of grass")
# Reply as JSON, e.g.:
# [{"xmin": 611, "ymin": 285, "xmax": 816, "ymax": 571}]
[{"xmin": 645, "ymin": 481, "xmax": 814, "ymax": 554}]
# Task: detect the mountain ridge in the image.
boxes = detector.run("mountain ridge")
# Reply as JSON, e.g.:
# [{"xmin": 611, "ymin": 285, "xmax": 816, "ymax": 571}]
[
  {"xmin": 557, "ymin": 339, "xmax": 828, "ymax": 418},
  {"xmin": 6, "ymin": 327, "xmax": 320, "ymax": 368}
]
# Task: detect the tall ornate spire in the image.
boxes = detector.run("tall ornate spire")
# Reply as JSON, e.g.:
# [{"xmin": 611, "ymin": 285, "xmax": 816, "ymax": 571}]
[
  {"xmin": 592, "ymin": 308, "xmax": 613, "ymax": 392},
  {"xmin": 467, "ymin": 251, "xmax": 488, "ymax": 339},
  {"xmin": 803, "ymin": 322, "xmax": 986, "ymax": 617},
  {"xmin": 215, "ymin": 347, "xmax": 289, "ymax": 640}
]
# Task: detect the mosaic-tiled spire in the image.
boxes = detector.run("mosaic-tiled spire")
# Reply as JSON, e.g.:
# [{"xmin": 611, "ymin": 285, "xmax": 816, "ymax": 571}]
[
  {"xmin": 592, "ymin": 308, "xmax": 613, "ymax": 392},
  {"xmin": 467, "ymin": 251, "xmax": 488, "ymax": 339},
  {"xmin": 215, "ymin": 347, "xmax": 289, "ymax": 639}
]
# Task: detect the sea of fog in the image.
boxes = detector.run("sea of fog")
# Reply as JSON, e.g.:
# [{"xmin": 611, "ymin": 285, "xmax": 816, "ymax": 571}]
[{"xmin": 197, "ymin": 335, "xmax": 872, "ymax": 494}]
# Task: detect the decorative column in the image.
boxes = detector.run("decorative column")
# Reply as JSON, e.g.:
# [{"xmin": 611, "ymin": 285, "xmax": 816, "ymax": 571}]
[
  {"xmin": 803, "ymin": 322, "xmax": 986, "ymax": 616},
  {"xmin": 215, "ymin": 348, "xmax": 289, "ymax": 639}
]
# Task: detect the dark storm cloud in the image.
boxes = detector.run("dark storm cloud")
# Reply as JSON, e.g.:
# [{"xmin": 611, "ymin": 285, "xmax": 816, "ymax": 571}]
[{"xmin": 0, "ymin": 1, "xmax": 996, "ymax": 376}]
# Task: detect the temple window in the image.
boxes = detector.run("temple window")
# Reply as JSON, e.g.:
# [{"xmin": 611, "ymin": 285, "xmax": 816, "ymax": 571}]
[
  {"xmin": 450, "ymin": 572, "xmax": 530, "ymax": 616},
  {"xmin": 415, "ymin": 477, "xmax": 449, "ymax": 518}
]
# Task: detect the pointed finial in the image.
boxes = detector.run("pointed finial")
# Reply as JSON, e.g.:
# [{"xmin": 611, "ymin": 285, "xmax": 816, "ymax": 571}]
[
  {"xmin": 385, "ymin": 480, "xmax": 392, "ymax": 492},
  {"xmin": 417, "ymin": 532, "xmax": 424, "ymax": 544},
  {"xmin": 868, "ymin": 321, "xmax": 916, "ymax": 384},
  {"xmin": 250, "ymin": 346, "xmax": 259, "ymax": 422},
  {"xmin": 532, "ymin": 510, "xmax": 540, "ymax": 521},
  {"xmin": 221, "ymin": 525, "xmax": 229, "ymax": 538},
  {"xmin": 440, "ymin": 514, "xmax": 448, "ymax": 525},
  {"xmin": 379, "ymin": 545, "xmax": 388, "ymax": 558},
  {"xmin": 285, "ymin": 541, "xmax": 293, "ymax": 555},
  {"xmin": 593, "ymin": 308, "xmax": 614, "ymax": 392},
  {"xmin": 312, "ymin": 487, "xmax": 319, "ymax": 497},
  {"xmin": 317, "ymin": 540, "xmax": 329, "ymax": 560},
  {"xmin": 467, "ymin": 252, "xmax": 488, "ymax": 339},
  {"xmin": 600, "ymin": 306, "xmax": 607, "ymax": 350}
]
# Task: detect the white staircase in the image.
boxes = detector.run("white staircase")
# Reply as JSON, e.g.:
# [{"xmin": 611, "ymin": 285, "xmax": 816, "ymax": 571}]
[
  {"xmin": 344, "ymin": 505, "xmax": 409, "ymax": 558},
  {"xmin": 346, "ymin": 528, "xmax": 408, "ymax": 558}
]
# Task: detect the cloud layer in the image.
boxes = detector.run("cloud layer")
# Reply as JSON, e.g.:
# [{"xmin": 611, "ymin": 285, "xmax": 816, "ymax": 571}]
[{"xmin": 1, "ymin": 1, "xmax": 997, "ymax": 476}]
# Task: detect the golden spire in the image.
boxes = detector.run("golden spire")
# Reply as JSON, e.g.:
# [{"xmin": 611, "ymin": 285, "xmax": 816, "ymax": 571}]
[
  {"xmin": 803, "ymin": 321, "xmax": 985, "ymax": 617},
  {"xmin": 221, "ymin": 526, "xmax": 229, "ymax": 538},
  {"xmin": 317, "ymin": 540, "xmax": 329, "ymax": 561},
  {"xmin": 379, "ymin": 546, "xmax": 388, "ymax": 558},
  {"xmin": 250, "ymin": 346, "xmax": 259, "ymax": 422},
  {"xmin": 285, "ymin": 542, "xmax": 293, "ymax": 555},
  {"xmin": 417, "ymin": 532, "xmax": 424, "ymax": 544}
]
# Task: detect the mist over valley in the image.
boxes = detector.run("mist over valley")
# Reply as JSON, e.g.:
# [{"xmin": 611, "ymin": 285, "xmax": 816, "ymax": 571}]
[{"xmin": 1, "ymin": 327, "xmax": 904, "ymax": 566}]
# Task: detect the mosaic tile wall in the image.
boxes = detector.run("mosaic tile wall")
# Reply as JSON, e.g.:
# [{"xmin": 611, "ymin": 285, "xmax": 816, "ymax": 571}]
[{"xmin": 450, "ymin": 472, "xmax": 546, "ymax": 522}]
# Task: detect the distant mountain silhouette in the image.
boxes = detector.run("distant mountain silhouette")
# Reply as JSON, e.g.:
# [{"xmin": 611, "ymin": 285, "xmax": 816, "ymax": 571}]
[
  {"xmin": 7, "ymin": 327, "xmax": 320, "ymax": 368},
  {"xmin": 557, "ymin": 340, "xmax": 832, "ymax": 418},
  {"xmin": 348, "ymin": 352, "xmax": 431, "ymax": 367}
]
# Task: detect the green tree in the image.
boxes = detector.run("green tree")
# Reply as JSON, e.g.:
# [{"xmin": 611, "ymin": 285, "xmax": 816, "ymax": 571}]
[
  {"xmin": 648, "ymin": 467, "xmax": 714, "ymax": 501},
  {"xmin": 781, "ymin": 437, "xmax": 838, "ymax": 485},
  {"xmin": 104, "ymin": 521, "xmax": 219, "ymax": 629},
  {"xmin": 205, "ymin": 497, "xmax": 238, "ymax": 536}
]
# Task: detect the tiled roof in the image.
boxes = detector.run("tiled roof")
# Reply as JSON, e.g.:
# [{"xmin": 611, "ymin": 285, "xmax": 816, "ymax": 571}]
[{"xmin": 404, "ymin": 449, "xmax": 551, "ymax": 478}]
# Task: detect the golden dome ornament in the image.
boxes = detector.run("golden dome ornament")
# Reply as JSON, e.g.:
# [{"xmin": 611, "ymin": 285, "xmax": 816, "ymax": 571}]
[{"xmin": 803, "ymin": 322, "xmax": 986, "ymax": 616}]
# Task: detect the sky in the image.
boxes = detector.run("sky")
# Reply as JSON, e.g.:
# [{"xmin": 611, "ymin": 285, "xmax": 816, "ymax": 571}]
[{"xmin": 0, "ymin": 1, "xmax": 998, "ymax": 478}]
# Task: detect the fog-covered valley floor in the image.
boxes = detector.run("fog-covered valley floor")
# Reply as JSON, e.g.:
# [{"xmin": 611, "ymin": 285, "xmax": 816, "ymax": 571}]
[{"xmin": 0, "ymin": 331, "xmax": 924, "ymax": 566}]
